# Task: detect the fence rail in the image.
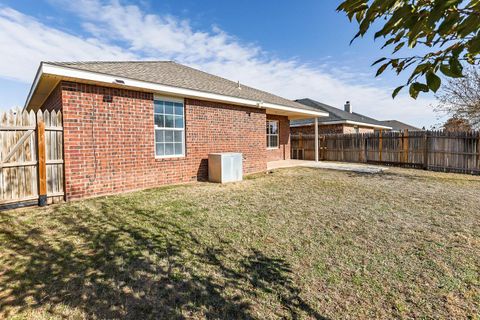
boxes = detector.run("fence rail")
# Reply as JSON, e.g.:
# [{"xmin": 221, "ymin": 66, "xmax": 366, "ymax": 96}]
[
  {"xmin": 291, "ymin": 130, "xmax": 480, "ymax": 174},
  {"xmin": 0, "ymin": 109, "xmax": 64, "ymax": 207}
]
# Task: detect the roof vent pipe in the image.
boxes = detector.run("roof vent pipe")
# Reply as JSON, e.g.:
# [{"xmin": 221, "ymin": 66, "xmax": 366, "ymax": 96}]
[
  {"xmin": 237, "ymin": 81, "xmax": 241, "ymax": 90},
  {"xmin": 344, "ymin": 101, "xmax": 352, "ymax": 113}
]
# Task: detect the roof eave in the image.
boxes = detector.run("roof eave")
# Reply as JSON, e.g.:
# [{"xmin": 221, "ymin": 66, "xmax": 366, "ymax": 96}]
[
  {"xmin": 24, "ymin": 62, "xmax": 45, "ymax": 111},
  {"xmin": 26, "ymin": 62, "xmax": 328, "ymax": 118}
]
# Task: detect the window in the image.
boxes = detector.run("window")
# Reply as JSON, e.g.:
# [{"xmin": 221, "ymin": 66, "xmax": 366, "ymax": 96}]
[
  {"xmin": 266, "ymin": 120, "xmax": 279, "ymax": 148},
  {"xmin": 154, "ymin": 98, "xmax": 185, "ymax": 157}
]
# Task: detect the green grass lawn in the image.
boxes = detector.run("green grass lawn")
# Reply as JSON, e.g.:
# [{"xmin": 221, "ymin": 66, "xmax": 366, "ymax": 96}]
[{"xmin": 0, "ymin": 167, "xmax": 479, "ymax": 319}]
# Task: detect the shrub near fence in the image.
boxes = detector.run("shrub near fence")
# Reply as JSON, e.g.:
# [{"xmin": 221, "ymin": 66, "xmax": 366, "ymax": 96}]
[{"xmin": 291, "ymin": 130, "xmax": 480, "ymax": 175}]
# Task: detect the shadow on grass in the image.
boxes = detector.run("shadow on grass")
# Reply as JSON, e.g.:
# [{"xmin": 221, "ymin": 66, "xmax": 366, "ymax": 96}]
[{"xmin": 0, "ymin": 199, "xmax": 327, "ymax": 319}]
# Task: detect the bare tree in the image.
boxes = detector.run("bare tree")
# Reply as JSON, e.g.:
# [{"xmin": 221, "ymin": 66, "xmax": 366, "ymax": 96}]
[
  {"xmin": 435, "ymin": 67, "xmax": 480, "ymax": 129},
  {"xmin": 443, "ymin": 117, "xmax": 472, "ymax": 132}
]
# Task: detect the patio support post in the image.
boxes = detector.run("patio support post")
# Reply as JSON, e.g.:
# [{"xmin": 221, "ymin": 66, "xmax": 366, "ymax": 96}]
[{"xmin": 314, "ymin": 117, "xmax": 319, "ymax": 162}]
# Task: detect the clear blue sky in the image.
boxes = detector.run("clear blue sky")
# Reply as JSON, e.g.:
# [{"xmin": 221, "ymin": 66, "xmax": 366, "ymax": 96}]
[{"xmin": 0, "ymin": 0, "xmax": 441, "ymax": 127}]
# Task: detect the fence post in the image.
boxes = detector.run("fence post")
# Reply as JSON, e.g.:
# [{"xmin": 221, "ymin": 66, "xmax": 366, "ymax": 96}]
[
  {"xmin": 477, "ymin": 131, "xmax": 480, "ymax": 171},
  {"xmin": 379, "ymin": 129, "xmax": 383, "ymax": 162},
  {"xmin": 364, "ymin": 136, "xmax": 368, "ymax": 162},
  {"xmin": 403, "ymin": 129, "xmax": 409, "ymax": 163},
  {"xmin": 37, "ymin": 118, "xmax": 47, "ymax": 206},
  {"xmin": 423, "ymin": 131, "xmax": 429, "ymax": 170},
  {"xmin": 314, "ymin": 117, "xmax": 319, "ymax": 162}
]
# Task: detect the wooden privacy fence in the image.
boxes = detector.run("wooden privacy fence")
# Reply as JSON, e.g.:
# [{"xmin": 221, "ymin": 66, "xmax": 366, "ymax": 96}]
[
  {"xmin": 292, "ymin": 130, "xmax": 480, "ymax": 174},
  {"xmin": 0, "ymin": 109, "xmax": 64, "ymax": 207}
]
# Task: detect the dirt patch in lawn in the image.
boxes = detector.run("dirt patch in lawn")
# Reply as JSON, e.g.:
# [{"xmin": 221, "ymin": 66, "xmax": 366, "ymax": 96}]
[{"xmin": 0, "ymin": 167, "xmax": 479, "ymax": 319}]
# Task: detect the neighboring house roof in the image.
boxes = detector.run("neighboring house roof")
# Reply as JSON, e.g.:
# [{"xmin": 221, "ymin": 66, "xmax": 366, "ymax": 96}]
[
  {"xmin": 25, "ymin": 61, "xmax": 328, "ymax": 119},
  {"xmin": 378, "ymin": 120, "xmax": 420, "ymax": 131},
  {"xmin": 291, "ymin": 98, "xmax": 391, "ymax": 129}
]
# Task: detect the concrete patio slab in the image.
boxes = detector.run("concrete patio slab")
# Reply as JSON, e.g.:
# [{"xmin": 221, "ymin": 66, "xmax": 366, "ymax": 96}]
[{"xmin": 267, "ymin": 160, "xmax": 387, "ymax": 174}]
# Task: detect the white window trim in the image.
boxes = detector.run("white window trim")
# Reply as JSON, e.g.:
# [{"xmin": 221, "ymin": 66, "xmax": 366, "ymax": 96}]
[
  {"xmin": 266, "ymin": 120, "xmax": 280, "ymax": 149},
  {"xmin": 154, "ymin": 97, "xmax": 186, "ymax": 159}
]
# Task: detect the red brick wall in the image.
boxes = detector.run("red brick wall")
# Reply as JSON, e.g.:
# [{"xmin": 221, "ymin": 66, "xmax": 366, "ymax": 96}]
[
  {"xmin": 266, "ymin": 114, "xmax": 290, "ymax": 161},
  {"xmin": 42, "ymin": 84, "xmax": 63, "ymax": 112},
  {"xmin": 45, "ymin": 81, "xmax": 269, "ymax": 200},
  {"xmin": 342, "ymin": 125, "xmax": 374, "ymax": 134}
]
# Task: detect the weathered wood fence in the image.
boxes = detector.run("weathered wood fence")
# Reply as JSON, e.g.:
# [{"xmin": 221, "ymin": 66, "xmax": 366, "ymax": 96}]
[
  {"xmin": 292, "ymin": 130, "xmax": 480, "ymax": 174},
  {"xmin": 0, "ymin": 109, "xmax": 64, "ymax": 207}
]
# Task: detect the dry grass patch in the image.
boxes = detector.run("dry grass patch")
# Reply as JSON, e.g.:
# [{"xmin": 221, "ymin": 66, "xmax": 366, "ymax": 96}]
[{"xmin": 0, "ymin": 167, "xmax": 479, "ymax": 319}]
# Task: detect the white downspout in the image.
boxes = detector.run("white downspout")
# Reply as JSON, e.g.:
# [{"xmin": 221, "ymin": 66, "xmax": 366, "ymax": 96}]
[{"xmin": 314, "ymin": 117, "xmax": 319, "ymax": 162}]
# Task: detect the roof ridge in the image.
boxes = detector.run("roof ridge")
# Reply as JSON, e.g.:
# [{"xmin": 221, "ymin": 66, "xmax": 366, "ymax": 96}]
[
  {"xmin": 45, "ymin": 60, "xmax": 176, "ymax": 65},
  {"xmin": 168, "ymin": 63, "xmax": 312, "ymax": 109},
  {"xmin": 39, "ymin": 61, "xmax": 320, "ymax": 113}
]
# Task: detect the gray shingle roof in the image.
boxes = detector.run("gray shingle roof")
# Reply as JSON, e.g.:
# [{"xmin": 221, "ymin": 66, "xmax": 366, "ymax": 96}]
[
  {"xmin": 47, "ymin": 61, "xmax": 319, "ymax": 113},
  {"xmin": 291, "ymin": 98, "xmax": 389, "ymax": 128},
  {"xmin": 378, "ymin": 120, "xmax": 420, "ymax": 131}
]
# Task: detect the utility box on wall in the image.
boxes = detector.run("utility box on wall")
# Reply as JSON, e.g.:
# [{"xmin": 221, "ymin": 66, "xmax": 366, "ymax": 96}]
[{"xmin": 208, "ymin": 153, "xmax": 243, "ymax": 183}]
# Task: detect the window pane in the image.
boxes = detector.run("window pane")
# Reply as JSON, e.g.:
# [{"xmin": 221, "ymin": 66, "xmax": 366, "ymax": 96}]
[
  {"xmin": 270, "ymin": 135, "xmax": 278, "ymax": 148},
  {"xmin": 165, "ymin": 102, "xmax": 174, "ymax": 114},
  {"xmin": 266, "ymin": 135, "xmax": 269, "ymax": 147},
  {"xmin": 165, "ymin": 130, "xmax": 174, "ymax": 142},
  {"xmin": 266, "ymin": 123, "xmax": 270, "ymax": 134},
  {"xmin": 174, "ymin": 131, "xmax": 183, "ymax": 142},
  {"xmin": 154, "ymin": 101, "xmax": 164, "ymax": 114},
  {"xmin": 165, "ymin": 115, "xmax": 174, "ymax": 128},
  {"xmin": 155, "ymin": 130, "xmax": 164, "ymax": 142},
  {"xmin": 271, "ymin": 122, "xmax": 279, "ymax": 134},
  {"xmin": 174, "ymin": 116, "xmax": 184, "ymax": 128},
  {"xmin": 165, "ymin": 143, "xmax": 174, "ymax": 155},
  {"xmin": 156, "ymin": 143, "xmax": 164, "ymax": 156},
  {"xmin": 154, "ymin": 114, "xmax": 164, "ymax": 127},
  {"xmin": 174, "ymin": 143, "xmax": 183, "ymax": 155},
  {"xmin": 154, "ymin": 99, "xmax": 185, "ymax": 157},
  {"xmin": 174, "ymin": 103, "xmax": 183, "ymax": 115}
]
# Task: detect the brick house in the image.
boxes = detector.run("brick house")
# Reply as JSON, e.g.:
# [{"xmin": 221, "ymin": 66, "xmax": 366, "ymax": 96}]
[
  {"xmin": 25, "ymin": 61, "xmax": 327, "ymax": 200},
  {"xmin": 291, "ymin": 98, "xmax": 391, "ymax": 135}
]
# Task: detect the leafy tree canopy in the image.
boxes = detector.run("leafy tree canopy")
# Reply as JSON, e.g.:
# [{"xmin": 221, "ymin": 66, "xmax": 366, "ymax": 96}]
[{"xmin": 337, "ymin": 0, "xmax": 480, "ymax": 99}]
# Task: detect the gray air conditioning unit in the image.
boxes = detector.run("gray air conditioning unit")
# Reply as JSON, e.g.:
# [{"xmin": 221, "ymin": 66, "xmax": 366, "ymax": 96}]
[{"xmin": 208, "ymin": 153, "xmax": 243, "ymax": 183}]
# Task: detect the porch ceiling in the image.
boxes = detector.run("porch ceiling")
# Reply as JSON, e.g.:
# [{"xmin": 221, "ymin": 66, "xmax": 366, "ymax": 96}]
[{"xmin": 266, "ymin": 108, "xmax": 327, "ymax": 120}]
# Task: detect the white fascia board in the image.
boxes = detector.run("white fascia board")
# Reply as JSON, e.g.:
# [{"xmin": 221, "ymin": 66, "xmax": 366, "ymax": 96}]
[
  {"xmin": 24, "ymin": 64, "xmax": 44, "ymax": 110},
  {"xmin": 28, "ymin": 63, "xmax": 328, "ymax": 117}
]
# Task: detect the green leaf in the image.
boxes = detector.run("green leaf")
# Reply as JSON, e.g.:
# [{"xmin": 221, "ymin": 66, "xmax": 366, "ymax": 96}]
[
  {"xmin": 392, "ymin": 85, "xmax": 404, "ymax": 98},
  {"xmin": 440, "ymin": 64, "xmax": 461, "ymax": 78},
  {"xmin": 412, "ymin": 63, "xmax": 431, "ymax": 77},
  {"xmin": 409, "ymin": 84, "xmax": 420, "ymax": 99},
  {"xmin": 457, "ymin": 13, "xmax": 480, "ymax": 37},
  {"xmin": 393, "ymin": 42, "xmax": 405, "ymax": 53},
  {"xmin": 449, "ymin": 58, "xmax": 464, "ymax": 76},
  {"xmin": 438, "ymin": 12, "xmax": 459, "ymax": 35},
  {"xmin": 426, "ymin": 71, "xmax": 441, "ymax": 92},
  {"xmin": 412, "ymin": 82, "xmax": 429, "ymax": 92},
  {"xmin": 376, "ymin": 62, "xmax": 390, "ymax": 77},
  {"xmin": 371, "ymin": 57, "xmax": 387, "ymax": 66},
  {"xmin": 468, "ymin": 36, "xmax": 480, "ymax": 54},
  {"xmin": 409, "ymin": 82, "xmax": 429, "ymax": 99}
]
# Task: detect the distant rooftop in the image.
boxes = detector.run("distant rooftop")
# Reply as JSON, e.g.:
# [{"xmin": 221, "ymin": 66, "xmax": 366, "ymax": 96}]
[
  {"xmin": 291, "ymin": 98, "xmax": 391, "ymax": 129},
  {"xmin": 378, "ymin": 120, "xmax": 420, "ymax": 131}
]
